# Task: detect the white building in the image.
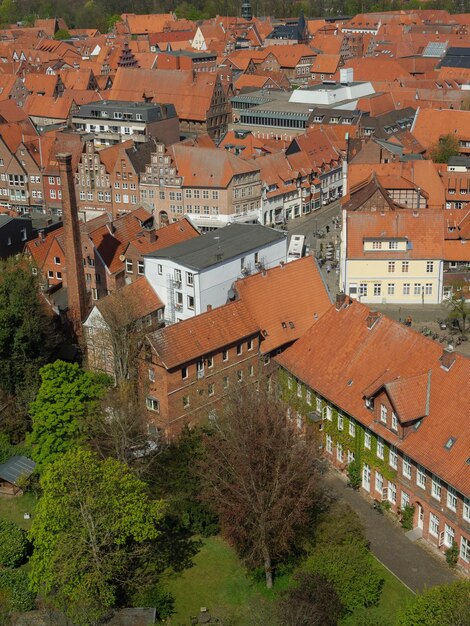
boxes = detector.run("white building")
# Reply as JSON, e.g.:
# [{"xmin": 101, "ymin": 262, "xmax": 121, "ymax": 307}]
[{"xmin": 144, "ymin": 223, "xmax": 287, "ymax": 323}]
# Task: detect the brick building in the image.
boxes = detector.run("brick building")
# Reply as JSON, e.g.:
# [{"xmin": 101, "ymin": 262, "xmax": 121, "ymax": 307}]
[
  {"xmin": 75, "ymin": 139, "xmax": 154, "ymax": 220},
  {"xmin": 139, "ymin": 141, "xmax": 262, "ymax": 229},
  {"xmin": 142, "ymin": 299, "xmax": 261, "ymax": 434},
  {"xmin": 276, "ymin": 295, "xmax": 470, "ymax": 574}
]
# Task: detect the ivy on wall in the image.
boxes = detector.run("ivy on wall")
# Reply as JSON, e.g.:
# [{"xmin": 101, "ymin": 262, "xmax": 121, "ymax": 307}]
[{"xmin": 279, "ymin": 368, "xmax": 397, "ymax": 483}]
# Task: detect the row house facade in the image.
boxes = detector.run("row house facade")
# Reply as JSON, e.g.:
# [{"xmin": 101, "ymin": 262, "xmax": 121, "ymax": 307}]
[
  {"xmin": 0, "ymin": 134, "xmax": 44, "ymax": 215},
  {"xmin": 139, "ymin": 142, "xmax": 262, "ymax": 229},
  {"xmin": 276, "ymin": 295, "xmax": 470, "ymax": 575},
  {"xmin": 141, "ymin": 300, "xmax": 261, "ymax": 435},
  {"xmin": 75, "ymin": 140, "xmax": 154, "ymax": 220}
]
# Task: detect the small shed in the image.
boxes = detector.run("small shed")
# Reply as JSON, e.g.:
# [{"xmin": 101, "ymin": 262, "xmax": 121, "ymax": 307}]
[{"xmin": 0, "ymin": 456, "xmax": 36, "ymax": 495}]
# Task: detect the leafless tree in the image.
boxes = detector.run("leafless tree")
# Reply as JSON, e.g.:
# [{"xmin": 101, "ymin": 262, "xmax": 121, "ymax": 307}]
[
  {"xmin": 198, "ymin": 384, "xmax": 323, "ymax": 589},
  {"xmin": 86, "ymin": 381, "xmax": 160, "ymax": 477},
  {"xmin": 88, "ymin": 288, "xmax": 158, "ymax": 385}
]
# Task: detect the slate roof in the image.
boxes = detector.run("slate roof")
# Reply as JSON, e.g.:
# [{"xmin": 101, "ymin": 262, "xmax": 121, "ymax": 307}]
[
  {"xmin": 0, "ymin": 456, "xmax": 36, "ymax": 485},
  {"xmin": 145, "ymin": 223, "xmax": 286, "ymax": 271}
]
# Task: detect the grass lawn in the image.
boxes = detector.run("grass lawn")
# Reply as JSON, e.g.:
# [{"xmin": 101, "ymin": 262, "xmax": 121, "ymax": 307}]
[
  {"xmin": 164, "ymin": 536, "xmax": 286, "ymax": 625},
  {"xmin": 0, "ymin": 492, "xmax": 37, "ymax": 530},
  {"xmin": 164, "ymin": 537, "xmax": 412, "ymax": 626}
]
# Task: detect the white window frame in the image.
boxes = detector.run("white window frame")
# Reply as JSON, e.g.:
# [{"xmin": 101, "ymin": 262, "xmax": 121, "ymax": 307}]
[
  {"xmin": 146, "ymin": 396, "xmax": 160, "ymax": 412},
  {"xmin": 349, "ymin": 419, "xmax": 355, "ymax": 437},
  {"xmin": 429, "ymin": 512, "xmax": 439, "ymax": 537},
  {"xmin": 416, "ymin": 465, "xmax": 426, "ymax": 489},
  {"xmin": 447, "ymin": 486, "xmax": 457, "ymax": 512},
  {"xmin": 326, "ymin": 434, "xmax": 333, "ymax": 454},
  {"xmin": 444, "ymin": 523, "xmax": 455, "ymax": 548},
  {"xmin": 376, "ymin": 437, "xmax": 384, "ymax": 460},
  {"xmin": 389, "ymin": 445, "xmax": 398, "ymax": 469},
  {"xmin": 402, "ymin": 455, "xmax": 412, "ymax": 480},
  {"xmin": 380, "ymin": 403, "xmax": 387, "ymax": 423},
  {"xmin": 464, "ymin": 498, "xmax": 470, "ymax": 522},
  {"xmin": 461, "ymin": 536, "xmax": 470, "ymax": 563},
  {"xmin": 431, "ymin": 475, "xmax": 441, "ymax": 501},
  {"xmin": 388, "ymin": 481, "xmax": 396, "ymax": 504},
  {"xmin": 391, "ymin": 411, "xmax": 398, "ymax": 431},
  {"xmin": 364, "ymin": 430, "xmax": 371, "ymax": 449},
  {"xmin": 337, "ymin": 414, "xmax": 344, "ymax": 431}
]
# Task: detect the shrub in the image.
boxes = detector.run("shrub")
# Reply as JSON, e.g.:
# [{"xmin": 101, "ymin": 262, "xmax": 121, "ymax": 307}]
[
  {"xmin": 315, "ymin": 503, "xmax": 368, "ymax": 549},
  {"xmin": 397, "ymin": 580, "xmax": 470, "ymax": 626},
  {"xmin": 347, "ymin": 459, "xmax": 362, "ymax": 490},
  {"xmin": 445, "ymin": 541, "xmax": 459, "ymax": 568},
  {"xmin": 400, "ymin": 505, "xmax": 415, "ymax": 531},
  {"xmin": 131, "ymin": 586, "xmax": 174, "ymax": 621},
  {"xmin": 305, "ymin": 540, "xmax": 384, "ymax": 612},
  {"xmin": 0, "ymin": 569, "xmax": 35, "ymax": 612},
  {"xmin": 0, "ymin": 519, "xmax": 28, "ymax": 567},
  {"xmin": 278, "ymin": 571, "xmax": 344, "ymax": 626}
]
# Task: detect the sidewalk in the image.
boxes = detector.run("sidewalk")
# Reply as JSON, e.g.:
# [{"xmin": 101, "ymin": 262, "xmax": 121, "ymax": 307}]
[{"xmin": 325, "ymin": 470, "xmax": 459, "ymax": 593}]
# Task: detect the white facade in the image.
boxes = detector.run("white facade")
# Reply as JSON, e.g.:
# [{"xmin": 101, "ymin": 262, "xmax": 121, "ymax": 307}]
[
  {"xmin": 289, "ymin": 82, "xmax": 374, "ymax": 107},
  {"xmin": 145, "ymin": 236, "xmax": 287, "ymax": 323}
]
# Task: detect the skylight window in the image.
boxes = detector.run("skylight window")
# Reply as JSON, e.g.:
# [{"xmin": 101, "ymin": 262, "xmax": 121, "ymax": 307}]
[{"xmin": 444, "ymin": 437, "xmax": 456, "ymax": 450}]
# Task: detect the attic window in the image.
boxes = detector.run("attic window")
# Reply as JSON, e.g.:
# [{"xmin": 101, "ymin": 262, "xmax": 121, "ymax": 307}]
[
  {"xmin": 444, "ymin": 437, "xmax": 456, "ymax": 450},
  {"xmin": 262, "ymin": 329, "xmax": 268, "ymax": 337},
  {"xmin": 467, "ymin": 457, "xmax": 470, "ymax": 465},
  {"xmin": 289, "ymin": 321, "xmax": 295, "ymax": 329},
  {"xmin": 414, "ymin": 419, "xmax": 422, "ymax": 431},
  {"xmin": 347, "ymin": 379, "xmax": 353, "ymax": 387},
  {"xmin": 282, "ymin": 322, "xmax": 287, "ymax": 329}
]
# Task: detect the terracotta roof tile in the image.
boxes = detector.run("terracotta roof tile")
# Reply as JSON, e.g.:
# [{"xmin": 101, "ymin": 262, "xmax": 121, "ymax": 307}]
[
  {"xmin": 234, "ymin": 256, "xmax": 331, "ymax": 354},
  {"xmin": 275, "ymin": 299, "xmax": 470, "ymax": 495},
  {"xmin": 96, "ymin": 276, "xmax": 163, "ymax": 321},
  {"xmin": 148, "ymin": 299, "xmax": 259, "ymax": 369}
]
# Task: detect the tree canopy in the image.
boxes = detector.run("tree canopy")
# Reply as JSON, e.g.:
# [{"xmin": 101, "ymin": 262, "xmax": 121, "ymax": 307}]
[
  {"xmin": 29, "ymin": 448, "xmax": 165, "ymax": 625},
  {"xmin": 199, "ymin": 385, "xmax": 323, "ymax": 588},
  {"xmin": 0, "ymin": 258, "xmax": 58, "ymax": 408},
  {"xmin": 397, "ymin": 580, "xmax": 470, "ymax": 626},
  {"xmin": 429, "ymin": 133, "xmax": 460, "ymax": 164},
  {"xmin": 28, "ymin": 360, "xmax": 109, "ymax": 470}
]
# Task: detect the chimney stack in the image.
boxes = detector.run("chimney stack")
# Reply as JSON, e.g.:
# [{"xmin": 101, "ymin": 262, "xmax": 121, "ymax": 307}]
[
  {"xmin": 440, "ymin": 345, "xmax": 456, "ymax": 371},
  {"xmin": 366, "ymin": 311, "xmax": 380, "ymax": 330},
  {"xmin": 335, "ymin": 292, "xmax": 347, "ymax": 310},
  {"xmin": 207, "ymin": 304, "xmax": 212, "ymax": 312},
  {"xmin": 57, "ymin": 153, "xmax": 89, "ymax": 339}
]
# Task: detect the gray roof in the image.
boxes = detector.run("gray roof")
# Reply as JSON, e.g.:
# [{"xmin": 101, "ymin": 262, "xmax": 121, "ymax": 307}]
[
  {"xmin": 0, "ymin": 456, "xmax": 36, "ymax": 485},
  {"xmin": 145, "ymin": 223, "xmax": 286, "ymax": 270}
]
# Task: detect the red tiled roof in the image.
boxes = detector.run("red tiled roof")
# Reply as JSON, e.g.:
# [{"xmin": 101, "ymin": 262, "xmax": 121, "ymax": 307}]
[
  {"xmin": 148, "ymin": 299, "xmax": 259, "ymax": 369},
  {"xmin": 346, "ymin": 210, "xmax": 444, "ymax": 260},
  {"xmin": 276, "ymin": 298, "xmax": 470, "ymax": 495},
  {"xmin": 96, "ymin": 276, "xmax": 163, "ymax": 321},
  {"xmin": 234, "ymin": 256, "xmax": 331, "ymax": 354}
]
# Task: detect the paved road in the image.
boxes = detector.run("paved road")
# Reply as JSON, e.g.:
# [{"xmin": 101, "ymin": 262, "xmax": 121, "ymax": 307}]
[{"xmin": 326, "ymin": 470, "xmax": 459, "ymax": 593}]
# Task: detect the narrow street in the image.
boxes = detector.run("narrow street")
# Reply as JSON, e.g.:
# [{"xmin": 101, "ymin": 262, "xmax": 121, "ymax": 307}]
[{"xmin": 326, "ymin": 471, "xmax": 460, "ymax": 593}]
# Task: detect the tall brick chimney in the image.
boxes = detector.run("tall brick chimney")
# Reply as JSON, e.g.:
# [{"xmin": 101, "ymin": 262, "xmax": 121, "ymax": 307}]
[{"xmin": 57, "ymin": 153, "xmax": 88, "ymax": 338}]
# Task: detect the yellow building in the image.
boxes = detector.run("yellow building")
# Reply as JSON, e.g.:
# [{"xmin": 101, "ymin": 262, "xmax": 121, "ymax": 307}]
[{"xmin": 340, "ymin": 181, "xmax": 445, "ymax": 304}]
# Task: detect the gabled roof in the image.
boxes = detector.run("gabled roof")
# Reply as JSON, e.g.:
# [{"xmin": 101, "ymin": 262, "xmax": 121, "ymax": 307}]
[
  {"xmin": 0, "ymin": 455, "xmax": 35, "ymax": 485},
  {"xmin": 147, "ymin": 299, "xmax": 259, "ymax": 369},
  {"xmin": 124, "ymin": 217, "xmax": 199, "ymax": 256},
  {"xmin": 275, "ymin": 298, "xmax": 470, "ymax": 495},
  {"xmin": 94, "ymin": 276, "xmax": 163, "ymax": 323},
  {"xmin": 234, "ymin": 256, "xmax": 331, "ymax": 354},
  {"xmin": 346, "ymin": 210, "xmax": 445, "ymax": 260}
]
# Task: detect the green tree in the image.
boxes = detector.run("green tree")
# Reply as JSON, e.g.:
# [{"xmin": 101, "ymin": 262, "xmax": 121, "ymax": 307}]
[
  {"xmin": 53, "ymin": 28, "xmax": 71, "ymax": 39},
  {"xmin": 151, "ymin": 426, "xmax": 218, "ymax": 537},
  {"xmin": 445, "ymin": 287, "xmax": 470, "ymax": 333},
  {"xmin": 0, "ymin": 569, "xmax": 35, "ymax": 612},
  {"xmin": 429, "ymin": 133, "xmax": 459, "ymax": 163},
  {"xmin": 305, "ymin": 541, "xmax": 384, "ymax": 612},
  {"xmin": 27, "ymin": 360, "xmax": 108, "ymax": 470},
  {"xmin": 397, "ymin": 580, "xmax": 470, "ymax": 626},
  {"xmin": 0, "ymin": 519, "xmax": 28, "ymax": 567},
  {"xmin": 29, "ymin": 448, "xmax": 165, "ymax": 625},
  {"xmin": 0, "ymin": 258, "xmax": 59, "ymax": 409}
]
